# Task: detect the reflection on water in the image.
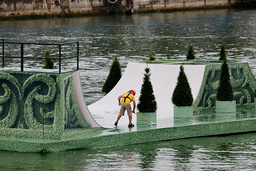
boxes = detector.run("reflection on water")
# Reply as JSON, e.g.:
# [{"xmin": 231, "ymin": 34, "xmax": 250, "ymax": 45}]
[
  {"xmin": 1, "ymin": 133, "xmax": 256, "ymax": 170},
  {"xmin": 1, "ymin": 8, "xmax": 256, "ymax": 170}
]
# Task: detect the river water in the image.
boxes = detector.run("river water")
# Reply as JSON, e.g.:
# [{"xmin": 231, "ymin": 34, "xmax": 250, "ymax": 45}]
[{"xmin": 1, "ymin": 8, "xmax": 256, "ymax": 170}]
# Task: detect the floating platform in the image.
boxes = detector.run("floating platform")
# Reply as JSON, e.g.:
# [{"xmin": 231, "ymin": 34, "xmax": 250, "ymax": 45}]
[
  {"xmin": 1, "ymin": 113, "xmax": 256, "ymax": 153},
  {"xmin": 0, "ymin": 61, "xmax": 256, "ymax": 153}
]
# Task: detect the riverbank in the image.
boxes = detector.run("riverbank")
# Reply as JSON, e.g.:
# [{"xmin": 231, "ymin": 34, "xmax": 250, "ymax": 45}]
[
  {"xmin": 0, "ymin": 0, "xmax": 255, "ymax": 20},
  {"xmin": 0, "ymin": 6, "xmax": 245, "ymax": 21}
]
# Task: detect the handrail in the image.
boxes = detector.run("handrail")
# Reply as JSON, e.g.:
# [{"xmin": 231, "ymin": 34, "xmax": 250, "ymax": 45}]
[
  {"xmin": 2, "ymin": 55, "xmax": 78, "ymax": 60},
  {"xmin": 0, "ymin": 39, "xmax": 79, "ymax": 73}
]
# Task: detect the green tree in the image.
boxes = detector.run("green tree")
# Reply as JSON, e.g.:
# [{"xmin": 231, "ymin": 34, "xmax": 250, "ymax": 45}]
[
  {"xmin": 217, "ymin": 60, "xmax": 233, "ymax": 101},
  {"xmin": 42, "ymin": 50, "xmax": 54, "ymax": 69},
  {"xmin": 102, "ymin": 56, "xmax": 122, "ymax": 94},
  {"xmin": 149, "ymin": 54, "xmax": 155, "ymax": 61},
  {"xmin": 137, "ymin": 67, "xmax": 157, "ymax": 112},
  {"xmin": 186, "ymin": 45, "xmax": 195, "ymax": 60},
  {"xmin": 219, "ymin": 45, "xmax": 227, "ymax": 61},
  {"xmin": 172, "ymin": 65, "xmax": 193, "ymax": 106}
]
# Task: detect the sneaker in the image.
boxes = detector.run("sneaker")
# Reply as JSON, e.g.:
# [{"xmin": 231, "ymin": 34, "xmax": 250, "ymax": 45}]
[
  {"xmin": 114, "ymin": 122, "xmax": 118, "ymax": 126},
  {"xmin": 128, "ymin": 123, "xmax": 134, "ymax": 128}
]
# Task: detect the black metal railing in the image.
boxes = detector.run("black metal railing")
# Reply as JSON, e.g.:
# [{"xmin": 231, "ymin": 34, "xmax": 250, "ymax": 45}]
[{"xmin": 0, "ymin": 39, "xmax": 79, "ymax": 73}]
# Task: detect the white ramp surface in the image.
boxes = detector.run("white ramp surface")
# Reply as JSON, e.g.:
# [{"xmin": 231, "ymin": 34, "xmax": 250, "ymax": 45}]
[{"xmin": 88, "ymin": 62, "xmax": 205, "ymax": 128}]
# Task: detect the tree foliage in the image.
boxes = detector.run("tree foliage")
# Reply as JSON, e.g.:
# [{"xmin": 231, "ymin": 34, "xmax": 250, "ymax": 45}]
[
  {"xmin": 102, "ymin": 56, "xmax": 122, "ymax": 94},
  {"xmin": 149, "ymin": 54, "xmax": 155, "ymax": 61},
  {"xmin": 172, "ymin": 65, "xmax": 193, "ymax": 106},
  {"xmin": 42, "ymin": 50, "xmax": 54, "ymax": 69},
  {"xmin": 219, "ymin": 45, "xmax": 227, "ymax": 61},
  {"xmin": 217, "ymin": 60, "xmax": 233, "ymax": 101},
  {"xmin": 137, "ymin": 67, "xmax": 157, "ymax": 112},
  {"xmin": 186, "ymin": 45, "xmax": 195, "ymax": 60}
]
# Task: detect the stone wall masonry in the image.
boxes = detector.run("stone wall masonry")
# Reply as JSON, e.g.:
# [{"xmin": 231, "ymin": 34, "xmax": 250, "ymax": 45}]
[
  {"xmin": 0, "ymin": 0, "xmax": 106, "ymax": 16},
  {"xmin": 0, "ymin": 0, "xmax": 245, "ymax": 17},
  {"xmin": 134, "ymin": 0, "xmax": 230, "ymax": 11}
]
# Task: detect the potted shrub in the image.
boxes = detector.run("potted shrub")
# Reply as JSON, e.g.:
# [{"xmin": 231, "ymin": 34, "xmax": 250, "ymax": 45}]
[
  {"xmin": 186, "ymin": 45, "xmax": 195, "ymax": 60},
  {"xmin": 216, "ymin": 60, "xmax": 236, "ymax": 113},
  {"xmin": 219, "ymin": 45, "xmax": 227, "ymax": 61},
  {"xmin": 137, "ymin": 67, "xmax": 157, "ymax": 125},
  {"xmin": 42, "ymin": 50, "xmax": 54, "ymax": 69},
  {"xmin": 102, "ymin": 56, "xmax": 122, "ymax": 94},
  {"xmin": 137, "ymin": 67, "xmax": 157, "ymax": 112},
  {"xmin": 172, "ymin": 65, "xmax": 193, "ymax": 118},
  {"xmin": 149, "ymin": 54, "xmax": 156, "ymax": 61}
]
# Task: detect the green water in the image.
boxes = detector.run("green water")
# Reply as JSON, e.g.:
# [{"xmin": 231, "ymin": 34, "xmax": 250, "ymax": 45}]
[
  {"xmin": 1, "ymin": 133, "xmax": 256, "ymax": 170},
  {"xmin": 1, "ymin": 8, "xmax": 256, "ymax": 170}
]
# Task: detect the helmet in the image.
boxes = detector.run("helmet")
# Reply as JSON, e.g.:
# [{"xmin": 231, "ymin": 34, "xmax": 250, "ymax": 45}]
[{"xmin": 129, "ymin": 89, "xmax": 136, "ymax": 95}]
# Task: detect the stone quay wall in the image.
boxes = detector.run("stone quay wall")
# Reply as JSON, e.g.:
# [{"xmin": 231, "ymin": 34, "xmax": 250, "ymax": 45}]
[{"xmin": 0, "ymin": 0, "xmax": 246, "ymax": 17}]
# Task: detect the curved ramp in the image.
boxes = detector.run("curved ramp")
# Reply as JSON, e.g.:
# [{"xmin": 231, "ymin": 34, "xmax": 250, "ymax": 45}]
[
  {"xmin": 73, "ymin": 72, "xmax": 101, "ymax": 128},
  {"xmin": 88, "ymin": 62, "xmax": 206, "ymax": 128}
]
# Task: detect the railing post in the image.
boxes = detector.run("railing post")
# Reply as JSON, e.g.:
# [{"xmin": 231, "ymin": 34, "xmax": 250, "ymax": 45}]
[
  {"xmin": 21, "ymin": 43, "xmax": 24, "ymax": 72},
  {"xmin": 77, "ymin": 42, "xmax": 79, "ymax": 71},
  {"xmin": 59, "ymin": 44, "xmax": 61, "ymax": 73},
  {"xmin": 2, "ymin": 39, "xmax": 4, "ymax": 68}
]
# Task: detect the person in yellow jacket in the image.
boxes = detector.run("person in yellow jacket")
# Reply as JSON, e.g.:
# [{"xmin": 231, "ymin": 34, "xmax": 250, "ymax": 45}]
[{"xmin": 114, "ymin": 89, "xmax": 136, "ymax": 128}]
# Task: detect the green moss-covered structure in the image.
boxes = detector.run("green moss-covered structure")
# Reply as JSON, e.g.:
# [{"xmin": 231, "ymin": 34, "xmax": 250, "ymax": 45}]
[
  {"xmin": 0, "ymin": 70, "xmax": 91, "ymax": 140},
  {"xmin": 1, "ymin": 60, "xmax": 256, "ymax": 153},
  {"xmin": 193, "ymin": 62, "xmax": 256, "ymax": 113},
  {"xmin": 2, "ymin": 116, "xmax": 256, "ymax": 153}
]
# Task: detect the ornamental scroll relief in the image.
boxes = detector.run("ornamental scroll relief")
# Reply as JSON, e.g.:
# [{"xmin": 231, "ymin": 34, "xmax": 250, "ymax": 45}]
[{"xmin": 0, "ymin": 72, "xmax": 57, "ymax": 130}]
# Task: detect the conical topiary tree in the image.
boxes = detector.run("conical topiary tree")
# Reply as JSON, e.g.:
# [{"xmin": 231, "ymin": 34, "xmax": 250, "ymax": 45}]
[
  {"xmin": 149, "ymin": 54, "xmax": 155, "ymax": 61},
  {"xmin": 172, "ymin": 65, "xmax": 193, "ymax": 106},
  {"xmin": 137, "ymin": 67, "xmax": 157, "ymax": 112},
  {"xmin": 102, "ymin": 56, "xmax": 122, "ymax": 94},
  {"xmin": 217, "ymin": 60, "xmax": 233, "ymax": 101},
  {"xmin": 42, "ymin": 50, "xmax": 54, "ymax": 69},
  {"xmin": 186, "ymin": 45, "xmax": 195, "ymax": 60},
  {"xmin": 219, "ymin": 45, "xmax": 227, "ymax": 61}
]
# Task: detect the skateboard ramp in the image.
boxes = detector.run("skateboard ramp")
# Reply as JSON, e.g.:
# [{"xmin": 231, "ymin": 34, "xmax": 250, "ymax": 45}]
[{"xmin": 88, "ymin": 62, "xmax": 205, "ymax": 128}]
